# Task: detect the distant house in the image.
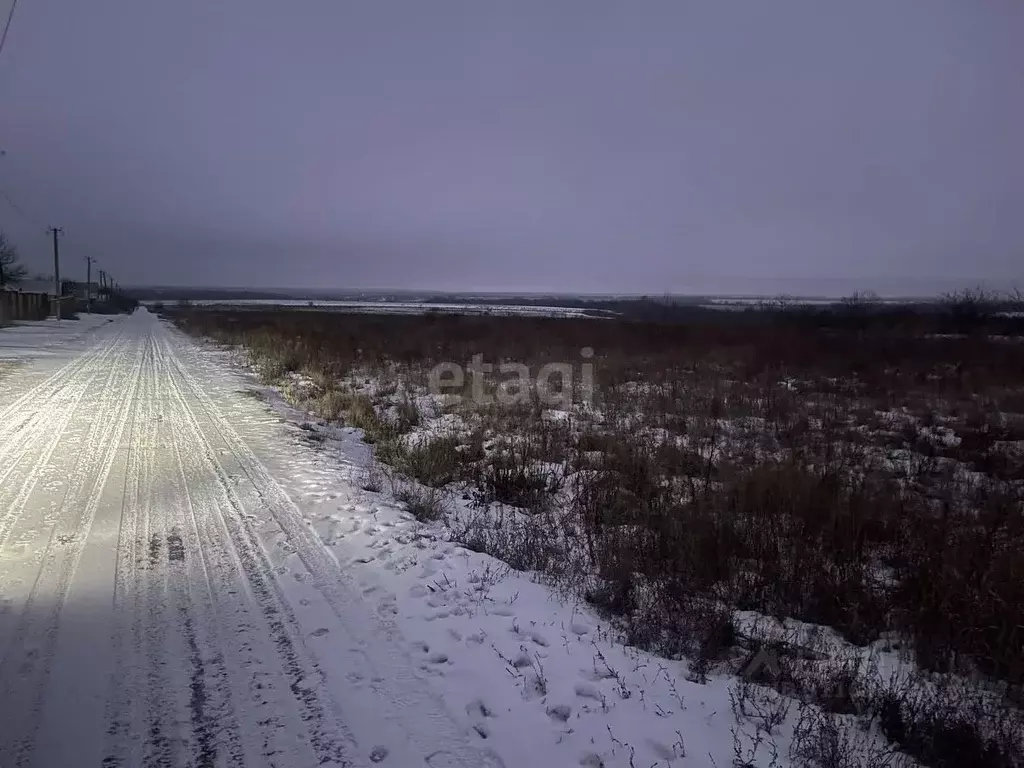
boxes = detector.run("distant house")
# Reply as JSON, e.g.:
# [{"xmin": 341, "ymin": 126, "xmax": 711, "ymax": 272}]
[
  {"xmin": 6, "ymin": 279, "xmax": 95, "ymax": 298},
  {"xmin": 65, "ymin": 281, "xmax": 99, "ymax": 300},
  {"xmin": 11, "ymin": 279, "xmax": 59, "ymax": 296}
]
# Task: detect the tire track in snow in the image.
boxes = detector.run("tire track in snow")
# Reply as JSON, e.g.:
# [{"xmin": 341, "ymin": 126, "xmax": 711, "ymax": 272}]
[
  {"xmin": 101, "ymin": 332, "xmax": 190, "ymax": 768},
  {"xmin": 139, "ymin": 339, "xmax": 244, "ymax": 768},
  {"xmin": 0, "ymin": 334, "xmax": 134, "ymax": 655},
  {"xmin": 159, "ymin": 352, "xmax": 224, "ymax": 768},
  {"xmin": 0, "ymin": 330, "xmax": 126, "ymax": 484},
  {"xmin": 0, "ymin": 335, "xmax": 130, "ymax": 701},
  {"xmin": 158, "ymin": 332, "xmax": 354, "ymax": 768},
  {"xmin": 168, "ymin": 433, "xmax": 248, "ymax": 768},
  {"xmin": 0, "ymin": 327, "xmax": 123, "ymax": 454},
  {"xmin": 0, "ymin": 335, "xmax": 128, "ymax": 555},
  {"xmin": 138, "ymin": 351, "xmax": 182, "ymax": 768},
  {"xmin": 160, "ymin": 318, "xmax": 503, "ymax": 767},
  {"xmin": 0, "ymin": 331, "xmax": 145, "ymax": 767},
  {"xmin": 0, "ymin": 338, "xmax": 110, "ymax": 471},
  {"xmin": 102, "ymin": 331, "xmax": 154, "ymax": 768}
]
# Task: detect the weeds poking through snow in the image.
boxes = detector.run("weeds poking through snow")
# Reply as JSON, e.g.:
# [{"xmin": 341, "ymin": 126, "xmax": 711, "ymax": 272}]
[
  {"xmin": 172, "ymin": 305, "xmax": 1024, "ymax": 766},
  {"xmin": 392, "ymin": 480, "xmax": 449, "ymax": 522},
  {"xmin": 358, "ymin": 462, "xmax": 385, "ymax": 493}
]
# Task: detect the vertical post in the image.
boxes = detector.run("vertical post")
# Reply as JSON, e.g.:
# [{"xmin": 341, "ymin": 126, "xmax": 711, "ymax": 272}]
[{"xmin": 49, "ymin": 226, "xmax": 63, "ymax": 320}]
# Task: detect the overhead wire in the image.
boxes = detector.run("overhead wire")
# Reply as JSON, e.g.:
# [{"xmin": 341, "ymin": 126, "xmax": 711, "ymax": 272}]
[
  {"xmin": 2, "ymin": 3, "xmax": 110, "ymax": 285},
  {"xmin": 0, "ymin": 187, "xmax": 47, "ymax": 233},
  {"xmin": 0, "ymin": 0, "xmax": 20, "ymax": 60}
]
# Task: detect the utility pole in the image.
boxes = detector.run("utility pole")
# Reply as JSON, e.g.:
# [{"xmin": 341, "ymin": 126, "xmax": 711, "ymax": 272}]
[
  {"xmin": 85, "ymin": 256, "xmax": 94, "ymax": 313},
  {"xmin": 48, "ymin": 227, "xmax": 63, "ymax": 320}
]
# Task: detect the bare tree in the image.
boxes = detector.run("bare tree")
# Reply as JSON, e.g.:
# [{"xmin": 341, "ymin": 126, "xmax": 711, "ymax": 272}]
[
  {"xmin": 0, "ymin": 230, "xmax": 27, "ymax": 287},
  {"xmin": 1006, "ymin": 286, "xmax": 1024, "ymax": 312}
]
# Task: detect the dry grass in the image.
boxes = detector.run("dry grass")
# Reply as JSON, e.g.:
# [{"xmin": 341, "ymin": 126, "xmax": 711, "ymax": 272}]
[{"xmin": 170, "ymin": 304, "xmax": 1024, "ymax": 767}]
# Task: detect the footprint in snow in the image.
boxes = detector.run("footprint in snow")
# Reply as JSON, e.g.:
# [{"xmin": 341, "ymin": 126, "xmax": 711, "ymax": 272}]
[
  {"xmin": 521, "ymin": 670, "xmax": 546, "ymax": 700},
  {"xmin": 648, "ymin": 740, "xmax": 676, "ymax": 761},
  {"xmin": 510, "ymin": 625, "xmax": 548, "ymax": 647},
  {"xmin": 309, "ymin": 628, "xmax": 330, "ymax": 638},
  {"xmin": 295, "ymin": 675, "xmax": 321, "ymax": 692},
  {"xmin": 574, "ymin": 682, "xmax": 603, "ymax": 701},
  {"xmin": 546, "ymin": 704, "xmax": 572, "ymax": 722},
  {"xmin": 465, "ymin": 699, "xmax": 494, "ymax": 719},
  {"xmin": 511, "ymin": 652, "xmax": 533, "ymax": 669},
  {"xmin": 419, "ymin": 563, "xmax": 440, "ymax": 578},
  {"xmin": 583, "ymin": 666, "xmax": 617, "ymax": 682}
]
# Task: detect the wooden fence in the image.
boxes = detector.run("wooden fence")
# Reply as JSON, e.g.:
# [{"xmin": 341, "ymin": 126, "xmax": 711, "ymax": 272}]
[{"xmin": 0, "ymin": 292, "xmax": 52, "ymax": 325}]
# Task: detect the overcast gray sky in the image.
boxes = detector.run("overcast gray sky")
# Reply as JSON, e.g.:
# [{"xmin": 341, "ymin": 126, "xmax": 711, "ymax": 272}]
[{"xmin": 1, "ymin": 0, "xmax": 1022, "ymax": 295}]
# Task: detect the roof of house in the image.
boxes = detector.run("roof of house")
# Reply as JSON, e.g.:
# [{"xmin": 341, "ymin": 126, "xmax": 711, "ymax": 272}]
[{"xmin": 9, "ymin": 280, "xmax": 58, "ymax": 295}]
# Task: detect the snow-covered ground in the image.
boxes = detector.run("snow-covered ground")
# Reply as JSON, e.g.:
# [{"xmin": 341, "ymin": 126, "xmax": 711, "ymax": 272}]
[
  {"xmin": 0, "ymin": 309, "xmax": 501, "ymax": 767},
  {"xmin": 0, "ymin": 309, "xmax": 907, "ymax": 768},
  {"xmin": 200, "ymin": 348, "xmax": 918, "ymax": 766},
  {"xmin": 0, "ymin": 314, "xmax": 116, "ymax": 360}
]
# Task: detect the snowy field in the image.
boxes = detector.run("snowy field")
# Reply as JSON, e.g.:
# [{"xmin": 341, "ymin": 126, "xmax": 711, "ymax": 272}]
[
  {"xmin": 143, "ymin": 298, "xmax": 610, "ymax": 319},
  {"xmin": 3, "ymin": 308, "xmax": 1020, "ymax": 768},
  {"xmin": 165, "ymin": 306, "xmax": 1024, "ymax": 768}
]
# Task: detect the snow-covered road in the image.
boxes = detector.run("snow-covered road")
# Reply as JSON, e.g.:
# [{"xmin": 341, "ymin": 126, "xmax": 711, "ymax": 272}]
[{"xmin": 0, "ymin": 309, "xmax": 499, "ymax": 768}]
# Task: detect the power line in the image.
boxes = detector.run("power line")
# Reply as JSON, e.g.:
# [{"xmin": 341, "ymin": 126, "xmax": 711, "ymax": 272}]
[
  {"xmin": 0, "ymin": 0, "xmax": 20, "ymax": 60},
  {"xmin": 0, "ymin": 188, "xmax": 46, "ymax": 231}
]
